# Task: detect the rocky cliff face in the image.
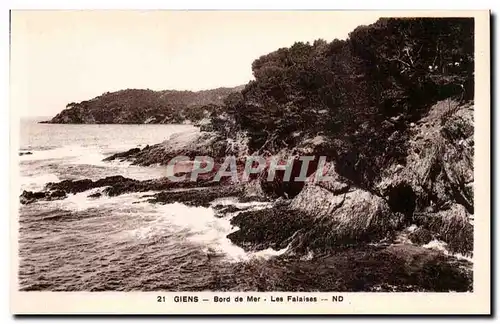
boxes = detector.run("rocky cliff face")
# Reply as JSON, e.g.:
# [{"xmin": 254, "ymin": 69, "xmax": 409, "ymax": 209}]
[
  {"xmin": 43, "ymin": 86, "xmax": 244, "ymax": 124},
  {"xmin": 96, "ymin": 98, "xmax": 474, "ymax": 258},
  {"xmin": 377, "ymin": 99, "xmax": 474, "ymax": 254},
  {"xmin": 282, "ymin": 99, "xmax": 474, "ymax": 255},
  {"xmin": 377, "ymin": 99, "xmax": 474, "ymax": 214}
]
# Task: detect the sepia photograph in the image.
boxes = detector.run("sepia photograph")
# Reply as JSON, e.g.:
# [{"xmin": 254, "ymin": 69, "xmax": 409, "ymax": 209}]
[{"xmin": 9, "ymin": 9, "xmax": 490, "ymax": 314}]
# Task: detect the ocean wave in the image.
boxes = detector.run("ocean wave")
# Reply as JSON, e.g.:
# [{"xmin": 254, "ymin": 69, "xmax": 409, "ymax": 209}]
[
  {"xmin": 129, "ymin": 201, "xmax": 286, "ymax": 262},
  {"xmin": 19, "ymin": 144, "xmax": 116, "ymax": 169},
  {"xmin": 422, "ymin": 239, "xmax": 473, "ymax": 262},
  {"xmin": 44, "ymin": 189, "xmax": 157, "ymax": 213},
  {"xmin": 38, "ymin": 189, "xmax": 285, "ymax": 261},
  {"xmin": 19, "ymin": 144, "xmax": 170, "ymax": 183},
  {"xmin": 20, "ymin": 173, "xmax": 60, "ymax": 192},
  {"xmin": 19, "ymin": 145, "xmax": 88, "ymax": 162},
  {"xmin": 209, "ymin": 197, "xmax": 272, "ymax": 210}
]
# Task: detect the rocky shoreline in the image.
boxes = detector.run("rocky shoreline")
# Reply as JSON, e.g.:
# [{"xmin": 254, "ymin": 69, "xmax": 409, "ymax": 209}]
[
  {"xmin": 20, "ymin": 174, "xmax": 473, "ymax": 292},
  {"xmin": 20, "ymin": 98, "xmax": 474, "ymax": 292},
  {"xmin": 20, "ymin": 181, "xmax": 473, "ymax": 292}
]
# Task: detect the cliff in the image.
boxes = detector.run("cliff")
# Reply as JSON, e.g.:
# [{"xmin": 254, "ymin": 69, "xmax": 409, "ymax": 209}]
[{"xmin": 43, "ymin": 86, "xmax": 244, "ymax": 124}]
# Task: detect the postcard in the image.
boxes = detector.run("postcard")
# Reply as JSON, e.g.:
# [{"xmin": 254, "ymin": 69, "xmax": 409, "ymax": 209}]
[{"xmin": 10, "ymin": 9, "xmax": 491, "ymax": 315}]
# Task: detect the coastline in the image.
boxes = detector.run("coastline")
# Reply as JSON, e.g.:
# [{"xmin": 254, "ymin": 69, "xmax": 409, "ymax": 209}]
[
  {"xmin": 19, "ymin": 99, "xmax": 474, "ymax": 291},
  {"xmin": 16, "ymin": 16, "xmax": 477, "ymax": 293}
]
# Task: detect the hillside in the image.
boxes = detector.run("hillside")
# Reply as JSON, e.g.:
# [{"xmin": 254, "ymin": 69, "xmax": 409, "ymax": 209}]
[{"xmin": 43, "ymin": 86, "xmax": 244, "ymax": 124}]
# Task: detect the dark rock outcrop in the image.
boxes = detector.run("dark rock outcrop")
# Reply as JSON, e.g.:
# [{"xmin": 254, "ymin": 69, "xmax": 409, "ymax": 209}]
[
  {"xmin": 87, "ymin": 192, "xmax": 102, "ymax": 199},
  {"xmin": 20, "ymin": 191, "xmax": 47, "ymax": 204},
  {"xmin": 227, "ymin": 204, "xmax": 305, "ymax": 251},
  {"xmin": 20, "ymin": 174, "xmax": 224, "ymax": 204},
  {"xmin": 408, "ymin": 227, "xmax": 434, "ymax": 245},
  {"xmin": 45, "ymin": 175, "xmax": 132, "ymax": 194},
  {"xmin": 227, "ymin": 166, "xmax": 403, "ymax": 254},
  {"xmin": 103, "ymin": 148, "xmax": 141, "ymax": 162},
  {"xmin": 20, "ymin": 189, "xmax": 67, "ymax": 204},
  {"xmin": 282, "ymin": 164, "xmax": 402, "ymax": 252},
  {"xmin": 148, "ymin": 185, "xmax": 244, "ymax": 208}
]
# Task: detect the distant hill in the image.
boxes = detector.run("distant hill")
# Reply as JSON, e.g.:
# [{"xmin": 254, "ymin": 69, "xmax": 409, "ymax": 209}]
[{"xmin": 43, "ymin": 86, "xmax": 245, "ymax": 124}]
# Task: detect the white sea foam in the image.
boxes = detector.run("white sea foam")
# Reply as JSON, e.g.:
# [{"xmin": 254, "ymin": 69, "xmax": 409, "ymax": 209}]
[
  {"xmin": 48, "ymin": 189, "xmax": 157, "ymax": 213},
  {"xmin": 210, "ymin": 197, "xmax": 273, "ymax": 209},
  {"xmin": 20, "ymin": 144, "xmax": 169, "ymax": 182},
  {"xmin": 20, "ymin": 144, "xmax": 129, "ymax": 167},
  {"xmin": 422, "ymin": 239, "xmax": 473, "ymax": 262},
  {"xmin": 19, "ymin": 145, "xmax": 89, "ymax": 162},
  {"xmin": 67, "ymin": 151, "xmax": 109, "ymax": 167},
  {"xmin": 406, "ymin": 224, "xmax": 418, "ymax": 232},
  {"xmin": 20, "ymin": 173, "xmax": 60, "ymax": 192},
  {"xmin": 300, "ymin": 250, "xmax": 315, "ymax": 261},
  {"xmin": 390, "ymin": 224, "xmax": 416, "ymax": 245},
  {"xmin": 42, "ymin": 190, "xmax": 285, "ymax": 261},
  {"xmin": 150, "ymin": 202, "xmax": 286, "ymax": 261}
]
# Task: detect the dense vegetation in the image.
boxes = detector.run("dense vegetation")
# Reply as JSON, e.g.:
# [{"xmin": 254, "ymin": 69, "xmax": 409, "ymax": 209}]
[
  {"xmin": 45, "ymin": 86, "xmax": 243, "ymax": 124},
  {"xmin": 209, "ymin": 17, "xmax": 474, "ymax": 189}
]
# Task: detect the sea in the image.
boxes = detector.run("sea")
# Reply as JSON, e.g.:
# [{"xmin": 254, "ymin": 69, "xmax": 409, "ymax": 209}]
[{"xmin": 18, "ymin": 117, "xmax": 285, "ymax": 291}]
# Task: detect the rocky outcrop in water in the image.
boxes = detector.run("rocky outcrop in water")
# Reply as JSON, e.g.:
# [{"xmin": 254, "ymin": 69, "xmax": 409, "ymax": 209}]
[
  {"xmin": 104, "ymin": 130, "xmax": 221, "ymax": 165},
  {"xmin": 19, "ymin": 174, "xmax": 224, "ymax": 205},
  {"xmin": 289, "ymin": 186, "xmax": 403, "ymax": 251},
  {"xmin": 20, "ymin": 189, "xmax": 66, "ymax": 204},
  {"xmin": 103, "ymin": 147, "xmax": 141, "ymax": 161},
  {"xmin": 103, "ymin": 129, "xmax": 250, "ymax": 167},
  {"xmin": 148, "ymin": 185, "xmax": 268, "ymax": 208}
]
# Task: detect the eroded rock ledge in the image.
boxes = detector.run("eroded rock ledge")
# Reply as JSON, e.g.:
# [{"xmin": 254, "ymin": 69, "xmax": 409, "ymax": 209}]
[{"xmin": 20, "ymin": 174, "xmax": 226, "ymax": 205}]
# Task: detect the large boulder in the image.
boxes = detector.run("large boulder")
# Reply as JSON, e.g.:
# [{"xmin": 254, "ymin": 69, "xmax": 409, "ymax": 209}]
[
  {"xmin": 128, "ymin": 130, "xmax": 221, "ymax": 165},
  {"xmin": 282, "ymin": 164, "xmax": 403, "ymax": 252},
  {"xmin": 227, "ymin": 165, "xmax": 398, "ymax": 254}
]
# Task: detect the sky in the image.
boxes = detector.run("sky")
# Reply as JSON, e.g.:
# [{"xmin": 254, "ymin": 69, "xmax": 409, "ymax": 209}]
[{"xmin": 10, "ymin": 11, "xmax": 381, "ymax": 117}]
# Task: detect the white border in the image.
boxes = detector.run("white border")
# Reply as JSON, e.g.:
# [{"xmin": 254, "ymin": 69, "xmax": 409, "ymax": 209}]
[{"xmin": 2, "ymin": 1, "xmax": 497, "ymax": 322}]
